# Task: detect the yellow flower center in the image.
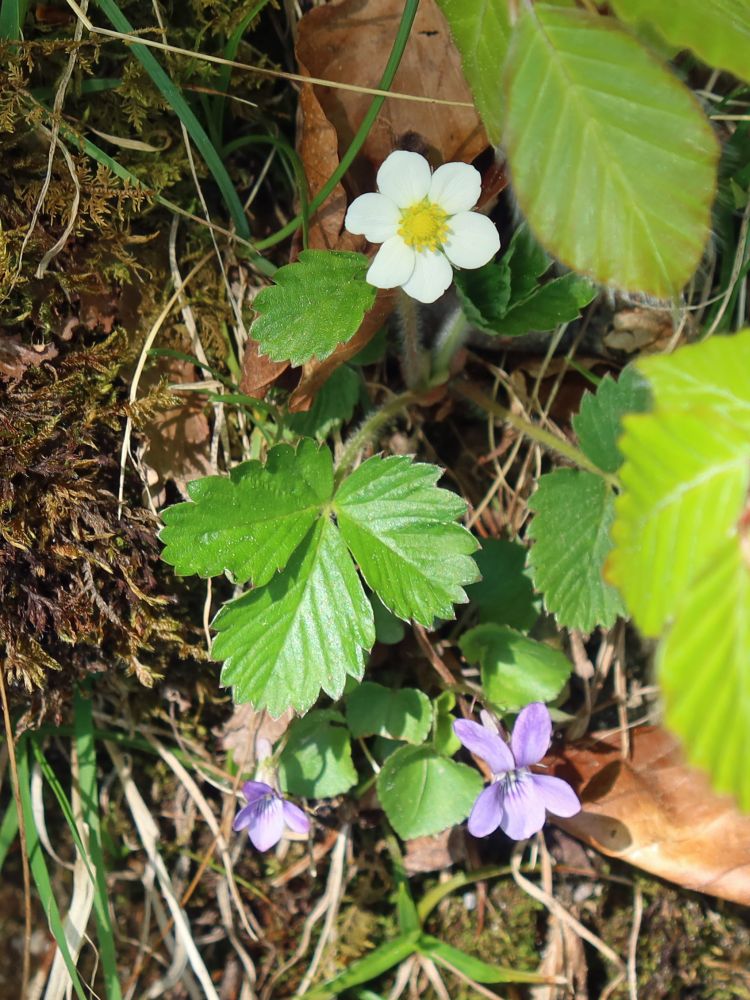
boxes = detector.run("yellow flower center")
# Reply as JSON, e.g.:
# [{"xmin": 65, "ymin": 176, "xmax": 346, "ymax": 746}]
[{"xmin": 398, "ymin": 199, "xmax": 449, "ymax": 253}]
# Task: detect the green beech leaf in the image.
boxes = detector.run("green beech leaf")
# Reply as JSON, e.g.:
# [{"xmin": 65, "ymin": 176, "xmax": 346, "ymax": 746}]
[
  {"xmin": 503, "ymin": 4, "xmax": 719, "ymax": 296},
  {"xmin": 287, "ymin": 365, "xmax": 361, "ymax": 440},
  {"xmin": 334, "ymin": 455, "xmax": 480, "ymax": 626},
  {"xmin": 460, "ymin": 624, "xmax": 571, "ymax": 711},
  {"xmin": 468, "ymin": 538, "xmax": 539, "ymax": 631},
  {"xmin": 435, "ymin": 0, "xmax": 511, "ymax": 144},
  {"xmin": 279, "ymin": 710, "xmax": 358, "ymax": 798},
  {"xmin": 346, "ymin": 682, "xmax": 432, "ymax": 744},
  {"xmin": 214, "ymin": 519, "xmax": 375, "ymax": 715},
  {"xmin": 611, "ymin": 0, "xmax": 750, "ymax": 83},
  {"xmin": 573, "ymin": 367, "xmax": 651, "ymax": 474},
  {"xmin": 609, "ymin": 409, "xmax": 750, "ymax": 636},
  {"xmin": 160, "ymin": 440, "xmax": 332, "ymax": 586},
  {"xmin": 377, "ymin": 745, "xmax": 482, "ymax": 839},
  {"xmin": 252, "ymin": 250, "xmax": 377, "ymax": 365},
  {"xmin": 528, "ymin": 469, "xmax": 625, "ymax": 632},
  {"xmin": 658, "ymin": 536, "xmax": 750, "ymax": 809},
  {"xmin": 492, "ymin": 273, "xmax": 596, "ymax": 336}
]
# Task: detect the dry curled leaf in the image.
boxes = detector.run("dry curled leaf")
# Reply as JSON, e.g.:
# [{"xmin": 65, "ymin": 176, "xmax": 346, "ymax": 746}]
[
  {"xmin": 546, "ymin": 726, "xmax": 750, "ymax": 905},
  {"xmin": 0, "ymin": 335, "xmax": 58, "ymax": 381},
  {"xmin": 296, "ymin": 0, "xmax": 488, "ymax": 175},
  {"xmin": 239, "ymin": 336, "xmax": 290, "ymax": 400}
]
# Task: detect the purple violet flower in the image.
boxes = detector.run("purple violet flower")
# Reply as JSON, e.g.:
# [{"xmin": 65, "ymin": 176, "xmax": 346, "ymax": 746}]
[
  {"xmin": 453, "ymin": 703, "xmax": 580, "ymax": 841},
  {"xmin": 233, "ymin": 780, "xmax": 310, "ymax": 852}
]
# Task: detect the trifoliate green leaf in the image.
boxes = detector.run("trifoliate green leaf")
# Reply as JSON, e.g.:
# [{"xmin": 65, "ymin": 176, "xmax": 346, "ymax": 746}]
[
  {"xmin": 252, "ymin": 250, "xmax": 377, "ymax": 365},
  {"xmin": 435, "ymin": 0, "xmax": 511, "ymax": 143},
  {"xmin": 503, "ymin": 4, "xmax": 719, "ymax": 296},
  {"xmin": 492, "ymin": 273, "xmax": 596, "ymax": 336},
  {"xmin": 287, "ymin": 365, "xmax": 361, "ymax": 440},
  {"xmin": 609, "ymin": 409, "xmax": 750, "ymax": 636},
  {"xmin": 460, "ymin": 624, "xmax": 571, "ymax": 711},
  {"xmin": 279, "ymin": 710, "xmax": 358, "ymax": 798},
  {"xmin": 611, "ymin": 0, "xmax": 750, "ymax": 83},
  {"xmin": 346, "ymin": 682, "xmax": 432, "ymax": 744},
  {"xmin": 377, "ymin": 745, "xmax": 482, "ymax": 839},
  {"xmin": 334, "ymin": 455, "xmax": 480, "ymax": 626},
  {"xmin": 160, "ymin": 439, "xmax": 332, "ymax": 586},
  {"xmin": 454, "ymin": 259, "xmax": 512, "ymax": 331},
  {"xmin": 528, "ymin": 470, "xmax": 625, "ymax": 631},
  {"xmin": 573, "ymin": 367, "xmax": 651, "ymax": 474},
  {"xmin": 214, "ymin": 518, "xmax": 375, "ymax": 715},
  {"xmin": 658, "ymin": 535, "xmax": 750, "ymax": 809},
  {"xmin": 468, "ymin": 538, "xmax": 539, "ymax": 631}
]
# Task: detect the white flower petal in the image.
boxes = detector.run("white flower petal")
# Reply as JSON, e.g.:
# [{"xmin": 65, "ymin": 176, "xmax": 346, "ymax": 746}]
[
  {"xmin": 443, "ymin": 212, "xmax": 500, "ymax": 269},
  {"xmin": 377, "ymin": 150, "xmax": 431, "ymax": 208},
  {"xmin": 400, "ymin": 249, "xmax": 453, "ymax": 304},
  {"xmin": 366, "ymin": 236, "xmax": 415, "ymax": 288},
  {"xmin": 344, "ymin": 192, "xmax": 399, "ymax": 243},
  {"xmin": 429, "ymin": 161, "xmax": 482, "ymax": 214}
]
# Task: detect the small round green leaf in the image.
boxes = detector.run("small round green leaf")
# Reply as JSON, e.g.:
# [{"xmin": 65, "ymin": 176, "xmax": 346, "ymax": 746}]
[
  {"xmin": 377, "ymin": 745, "xmax": 482, "ymax": 840},
  {"xmin": 346, "ymin": 682, "xmax": 432, "ymax": 744},
  {"xmin": 461, "ymin": 624, "xmax": 572, "ymax": 711},
  {"xmin": 279, "ymin": 710, "xmax": 358, "ymax": 798}
]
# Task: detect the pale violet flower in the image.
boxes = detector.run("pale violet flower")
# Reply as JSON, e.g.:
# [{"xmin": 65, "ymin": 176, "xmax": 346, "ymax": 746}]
[
  {"xmin": 454, "ymin": 703, "xmax": 580, "ymax": 841},
  {"xmin": 344, "ymin": 150, "xmax": 500, "ymax": 304},
  {"xmin": 233, "ymin": 780, "xmax": 310, "ymax": 852}
]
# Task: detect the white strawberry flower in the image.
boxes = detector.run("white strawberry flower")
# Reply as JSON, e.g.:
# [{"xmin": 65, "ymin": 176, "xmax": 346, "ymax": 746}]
[{"xmin": 344, "ymin": 150, "xmax": 500, "ymax": 305}]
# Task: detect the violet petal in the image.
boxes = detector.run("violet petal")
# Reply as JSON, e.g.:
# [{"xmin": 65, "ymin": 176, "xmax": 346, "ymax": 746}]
[
  {"xmin": 241, "ymin": 780, "xmax": 274, "ymax": 804},
  {"xmin": 467, "ymin": 783, "xmax": 505, "ymax": 837},
  {"xmin": 532, "ymin": 774, "xmax": 581, "ymax": 818},
  {"xmin": 248, "ymin": 796, "xmax": 285, "ymax": 852},
  {"xmin": 282, "ymin": 800, "xmax": 310, "ymax": 835},
  {"xmin": 498, "ymin": 773, "xmax": 547, "ymax": 840},
  {"xmin": 511, "ymin": 703, "xmax": 552, "ymax": 767},
  {"xmin": 453, "ymin": 719, "xmax": 514, "ymax": 774},
  {"xmin": 232, "ymin": 802, "xmax": 257, "ymax": 833}
]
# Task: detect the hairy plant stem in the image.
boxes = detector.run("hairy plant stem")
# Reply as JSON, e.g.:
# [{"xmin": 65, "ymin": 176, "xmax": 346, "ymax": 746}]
[
  {"xmin": 397, "ymin": 289, "xmax": 430, "ymax": 387},
  {"xmin": 335, "ymin": 389, "xmax": 421, "ymax": 485},
  {"xmin": 452, "ymin": 380, "xmax": 620, "ymax": 489},
  {"xmin": 431, "ymin": 307, "xmax": 471, "ymax": 380}
]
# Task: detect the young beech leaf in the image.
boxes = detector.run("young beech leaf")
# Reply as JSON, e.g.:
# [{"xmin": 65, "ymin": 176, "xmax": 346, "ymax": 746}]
[
  {"xmin": 573, "ymin": 366, "xmax": 651, "ymax": 474},
  {"xmin": 159, "ymin": 439, "xmax": 332, "ymax": 586},
  {"xmin": 611, "ymin": 0, "xmax": 750, "ymax": 84},
  {"xmin": 279, "ymin": 710, "xmax": 358, "ymax": 798},
  {"xmin": 377, "ymin": 745, "xmax": 483, "ymax": 840},
  {"xmin": 658, "ymin": 536, "xmax": 750, "ymax": 810},
  {"xmin": 503, "ymin": 4, "xmax": 719, "ymax": 296},
  {"xmin": 346, "ymin": 681, "xmax": 432, "ymax": 744},
  {"xmin": 214, "ymin": 518, "xmax": 375, "ymax": 716},
  {"xmin": 610, "ymin": 409, "xmax": 750, "ymax": 636},
  {"xmin": 460, "ymin": 624, "xmax": 571, "ymax": 711},
  {"xmin": 435, "ymin": 0, "xmax": 512, "ymax": 144},
  {"xmin": 528, "ymin": 469, "xmax": 625, "ymax": 632},
  {"xmin": 251, "ymin": 250, "xmax": 377, "ymax": 365},
  {"xmin": 333, "ymin": 455, "xmax": 480, "ymax": 626}
]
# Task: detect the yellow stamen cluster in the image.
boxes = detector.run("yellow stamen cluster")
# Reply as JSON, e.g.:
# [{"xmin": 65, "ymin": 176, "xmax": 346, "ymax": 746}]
[{"xmin": 398, "ymin": 198, "xmax": 449, "ymax": 253}]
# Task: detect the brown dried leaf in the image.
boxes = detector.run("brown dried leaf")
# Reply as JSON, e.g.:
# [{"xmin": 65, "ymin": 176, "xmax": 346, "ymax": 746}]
[
  {"xmin": 403, "ymin": 827, "xmax": 466, "ymax": 875},
  {"xmin": 219, "ymin": 703, "xmax": 294, "ymax": 775},
  {"xmin": 141, "ymin": 358, "xmax": 212, "ymax": 504},
  {"xmin": 296, "ymin": 0, "xmax": 488, "ymax": 174},
  {"xmin": 0, "ymin": 335, "xmax": 58, "ymax": 381},
  {"xmin": 289, "ymin": 287, "xmax": 396, "ymax": 412},
  {"xmin": 239, "ymin": 336, "xmax": 290, "ymax": 400},
  {"xmin": 547, "ymin": 726, "xmax": 750, "ymax": 905}
]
